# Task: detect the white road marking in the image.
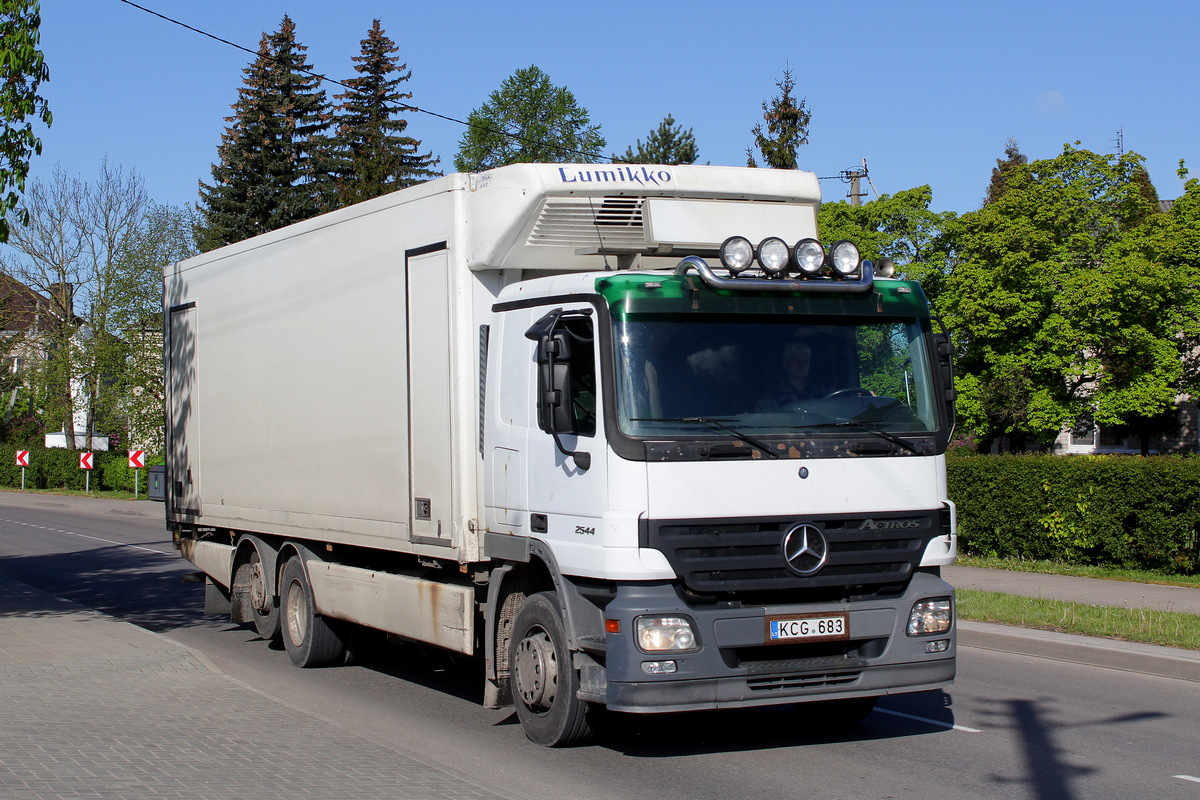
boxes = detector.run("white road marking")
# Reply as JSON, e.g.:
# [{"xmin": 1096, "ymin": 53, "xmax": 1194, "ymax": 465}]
[
  {"xmin": 0, "ymin": 517, "xmax": 173, "ymax": 556},
  {"xmin": 1175, "ymin": 775, "xmax": 1200, "ymax": 784},
  {"xmin": 875, "ymin": 706, "xmax": 983, "ymax": 733}
]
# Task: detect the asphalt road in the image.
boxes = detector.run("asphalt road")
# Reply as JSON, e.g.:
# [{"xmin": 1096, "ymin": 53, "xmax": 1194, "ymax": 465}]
[{"xmin": 1, "ymin": 491, "xmax": 1198, "ymax": 800}]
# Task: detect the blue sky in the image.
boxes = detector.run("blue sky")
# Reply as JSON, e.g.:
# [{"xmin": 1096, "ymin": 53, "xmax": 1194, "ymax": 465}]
[{"xmin": 28, "ymin": 0, "xmax": 1199, "ymax": 217}]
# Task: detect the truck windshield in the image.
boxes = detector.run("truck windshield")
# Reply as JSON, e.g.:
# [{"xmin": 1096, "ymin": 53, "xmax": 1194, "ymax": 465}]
[{"xmin": 612, "ymin": 314, "xmax": 941, "ymax": 440}]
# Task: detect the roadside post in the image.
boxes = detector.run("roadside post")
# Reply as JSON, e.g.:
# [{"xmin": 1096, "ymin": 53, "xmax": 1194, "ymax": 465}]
[
  {"xmin": 80, "ymin": 451, "xmax": 93, "ymax": 494},
  {"xmin": 15, "ymin": 450, "xmax": 28, "ymax": 490},
  {"xmin": 129, "ymin": 450, "xmax": 145, "ymax": 499}
]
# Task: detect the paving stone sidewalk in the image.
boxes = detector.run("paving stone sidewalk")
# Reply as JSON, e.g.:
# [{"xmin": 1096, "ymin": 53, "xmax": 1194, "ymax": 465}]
[{"xmin": 0, "ymin": 574, "xmax": 514, "ymax": 800}]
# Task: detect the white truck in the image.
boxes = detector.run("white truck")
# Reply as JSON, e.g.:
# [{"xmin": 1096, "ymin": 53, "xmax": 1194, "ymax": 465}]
[{"xmin": 164, "ymin": 163, "xmax": 958, "ymax": 746}]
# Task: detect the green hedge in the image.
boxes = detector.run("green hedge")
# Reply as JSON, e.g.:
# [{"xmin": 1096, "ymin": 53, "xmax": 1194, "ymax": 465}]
[
  {"xmin": 949, "ymin": 454, "xmax": 1200, "ymax": 575},
  {"xmin": 0, "ymin": 445, "xmax": 164, "ymax": 494}
]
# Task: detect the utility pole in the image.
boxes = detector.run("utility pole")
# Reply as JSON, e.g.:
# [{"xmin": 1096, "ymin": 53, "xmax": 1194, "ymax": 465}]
[
  {"xmin": 839, "ymin": 159, "xmax": 874, "ymax": 206},
  {"xmin": 841, "ymin": 165, "xmax": 868, "ymax": 206}
]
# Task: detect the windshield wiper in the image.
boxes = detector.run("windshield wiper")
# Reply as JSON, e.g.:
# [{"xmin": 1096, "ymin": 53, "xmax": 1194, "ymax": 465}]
[
  {"xmin": 826, "ymin": 420, "xmax": 927, "ymax": 455},
  {"xmin": 632, "ymin": 417, "xmax": 781, "ymax": 459}
]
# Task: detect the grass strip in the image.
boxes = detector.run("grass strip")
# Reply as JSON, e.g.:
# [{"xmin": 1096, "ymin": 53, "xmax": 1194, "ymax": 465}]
[
  {"xmin": 955, "ymin": 554, "xmax": 1200, "ymax": 588},
  {"xmin": 957, "ymin": 589, "xmax": 1200, "ymax": 650}
]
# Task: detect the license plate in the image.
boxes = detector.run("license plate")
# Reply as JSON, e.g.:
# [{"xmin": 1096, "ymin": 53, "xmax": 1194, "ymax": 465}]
[{"xmin": 766, "ymin": 613, "xmax": 849, "ymax": 643}]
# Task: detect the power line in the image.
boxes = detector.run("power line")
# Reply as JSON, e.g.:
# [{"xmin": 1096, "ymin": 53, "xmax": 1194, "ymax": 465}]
[{"xmin": 114, "ymin": 0, "xmax": 610, "ymax": 163}]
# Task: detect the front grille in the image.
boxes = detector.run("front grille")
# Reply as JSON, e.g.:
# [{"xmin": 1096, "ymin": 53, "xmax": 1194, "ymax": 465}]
[
  {"xmin": 746, "ymin": 671, "xmax": 862, "ymax": 692},
  {"xmin": 644, "ymin": 509, "xmax": 945, "ymax": 596}
]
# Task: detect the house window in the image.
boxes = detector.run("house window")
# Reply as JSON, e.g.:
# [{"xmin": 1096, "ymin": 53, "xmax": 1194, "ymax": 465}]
[{"xmin": 1069, "ymin": 426, "xmax": 1095, "ymax": 447}]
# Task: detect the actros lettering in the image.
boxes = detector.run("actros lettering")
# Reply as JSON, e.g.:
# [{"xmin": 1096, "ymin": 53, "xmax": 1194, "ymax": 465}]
[
  {"xmin": 858, "ymin": 518, "xmax": 922, "ymax": 531},
  {"xmin": 558, "ymin": 166, "xmax": 674, "ymax": 186}
]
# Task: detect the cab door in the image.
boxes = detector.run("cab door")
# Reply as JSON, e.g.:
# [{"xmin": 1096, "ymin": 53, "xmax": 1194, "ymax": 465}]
[{"xmin": 521, "ymin": 303, "xmax": 609, "ymax": 576}]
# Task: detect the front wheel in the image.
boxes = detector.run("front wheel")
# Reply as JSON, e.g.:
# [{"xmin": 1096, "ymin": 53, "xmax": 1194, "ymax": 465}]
[{"xmin": 509, "ymin": 591, "xmax": 595, "ymax": 747}]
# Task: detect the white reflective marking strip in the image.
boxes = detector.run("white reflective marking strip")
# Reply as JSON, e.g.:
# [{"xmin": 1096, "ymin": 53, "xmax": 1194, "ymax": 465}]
[
  {"xmin": 0, "ymin": 517, "xmax": 172, "ymax": 556},
  {"xmin": 875, "ymin": 707, "xmax": 983, "ymax": 733},
  {"xmin": 1175, "ymin": 775, "xmax": 1200, "ymax": 784}
]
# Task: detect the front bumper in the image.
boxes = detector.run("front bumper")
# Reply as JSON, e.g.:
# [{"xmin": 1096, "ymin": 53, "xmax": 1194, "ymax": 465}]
[{"xmin": 599, "ymin": 570, "xmax": 955, "ymax": 713}]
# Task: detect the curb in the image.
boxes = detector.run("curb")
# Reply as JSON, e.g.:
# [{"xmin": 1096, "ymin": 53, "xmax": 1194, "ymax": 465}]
[{"xmin": 958, "ymin": 620, "xmax": 1200, "ymax": 683}]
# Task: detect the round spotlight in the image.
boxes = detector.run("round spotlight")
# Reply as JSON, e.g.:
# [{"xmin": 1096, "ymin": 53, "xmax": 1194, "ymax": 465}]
[
  {"xmin": 830, "ymin": 240, "xmax": 862, "ymax": 276},
  {"xmin": 719, "ymin": 236, "xmax": 754, "ymax": 274},
  {"xmin": 793, "ymin": 238, "xmax": 826, "ymax": 275},
  {"xmin": 756, "ymin": 237, "xmax": 790, "ymax": 276}
]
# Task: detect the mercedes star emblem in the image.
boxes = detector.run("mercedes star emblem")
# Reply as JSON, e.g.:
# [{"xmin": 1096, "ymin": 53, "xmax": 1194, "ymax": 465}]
[{"xmin": 782, "ymin": 523, "xmax": 829, "ymax": 576}]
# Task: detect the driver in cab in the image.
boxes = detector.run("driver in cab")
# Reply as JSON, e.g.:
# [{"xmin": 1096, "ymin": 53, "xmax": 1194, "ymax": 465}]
[{"xmin": 756, "ymin": 340, "xmax": 821, "ymax": 411}]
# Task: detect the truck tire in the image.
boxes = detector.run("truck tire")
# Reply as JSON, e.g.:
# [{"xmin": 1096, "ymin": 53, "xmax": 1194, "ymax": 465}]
[
  {"xmin": 245, "ymin": 549, "xmax": 280, "ymax": 642},
  {"xmin": 509, "ymin": 591, "xmax": 594, "ymax": 747},
  {"xmin": 279, "ymin": 556, "xmax": 345, "ymax": 668}
]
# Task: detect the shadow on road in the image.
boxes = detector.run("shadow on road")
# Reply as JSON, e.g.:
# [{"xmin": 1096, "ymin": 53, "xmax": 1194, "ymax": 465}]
[
  {"xmin": 0, "ymin": 547, "xmax": 206, "ymax": 632},
  {"xmin": 977, "ymin": 695, "xmax": 1166, "ymax": 799}
]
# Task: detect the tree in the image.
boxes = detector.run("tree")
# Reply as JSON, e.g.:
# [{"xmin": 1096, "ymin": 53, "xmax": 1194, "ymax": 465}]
[
  {"xmin": 198, "ymin": 16, "xmax": 333, "ymax": 250},
  {"xmin": 331, "ymin": 20, "xmax": 440, "ymax": 206},
  {"xmin": 983, "ymin": 138, "xmax": 1027, "ymax": 205},
  {"xmin": 111, "ymin": 204, "xmax": 198, "ymax": 452},
  {"xmin": 615, "ymin": 115, "xmax": 698, "ymax": 165},
  {"xmin": 936, "ymin": 144, "xmax": 1188, "ymax": 451},
  {"xmin": 817, "ymin": 185, "xmax": 957, "ymax": 301},
  {"xmin": 0, "ymin": 160, "xmax": 151, "ymax": 449},
  {"xmin": 0, "ymin": 0, "xmax": 52, "ymax": 243},
  {"xmin": 454, "ymin": 65, "xmax": 605, "ymax": 172},
  {"xmin": 746, "ymin": 68, "xmax": 810, "ymax": 169}
]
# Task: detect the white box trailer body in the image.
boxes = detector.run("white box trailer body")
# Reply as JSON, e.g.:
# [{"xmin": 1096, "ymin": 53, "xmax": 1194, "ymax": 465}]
[{"xmin": 165, "ymin": 163, "xmax": 958, "ymax": 746}]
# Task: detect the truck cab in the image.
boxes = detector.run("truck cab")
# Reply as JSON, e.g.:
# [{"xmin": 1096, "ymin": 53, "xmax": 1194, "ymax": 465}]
[{"xmin": 482, "ymin": 241, "xmax": 957, "ymax": 744}]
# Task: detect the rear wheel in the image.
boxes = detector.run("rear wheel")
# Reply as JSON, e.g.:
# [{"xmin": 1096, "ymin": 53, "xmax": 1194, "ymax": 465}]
[
  {"xmin": 509, "ymin": 591, "xmax": 594, "ymax": 747},
  {"xmin": 279, "ymin": 556, "xmax": 345, "ymax": 668},
  {"xmin": 246, "ymin": 549, "xmax": 280, "ymax": 642}
]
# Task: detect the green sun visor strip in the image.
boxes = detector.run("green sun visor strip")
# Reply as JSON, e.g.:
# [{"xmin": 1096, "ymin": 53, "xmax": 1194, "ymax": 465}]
[{"xmin": 595, "ymin": 273, "xmax": 932, "ymax": 320}]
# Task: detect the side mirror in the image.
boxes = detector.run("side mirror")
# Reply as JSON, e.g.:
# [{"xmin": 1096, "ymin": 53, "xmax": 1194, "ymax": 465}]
[
  {"xmin": 931, "ymin": 331, "xmax": 957, "ymax": 428},
  {"xmin": 531, "ymin": 325, "xmax": 591, "ymax": 471}
]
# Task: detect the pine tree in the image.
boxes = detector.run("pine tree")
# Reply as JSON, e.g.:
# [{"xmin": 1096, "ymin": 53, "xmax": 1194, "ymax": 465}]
[
  {"xmin": 983, "ymin": 138, "xmax": 1028, "ymax": 205},
  {"xmin": 331, "ymin": 20, "xmax": 440, "ymax": 206},
  {"xmin": 198, "ymin": 16, "xmax": 332, "ymax": 250},
  {"xmin": 268, "ymin": 16, "xmax": 334, "ymax": 218},
  {"xmin": 615, "ymin": 115, "xmax": 698, "ymax": 165},
  {"xmin": 748, "ymin": 68, "xmax": 810, "ymax": 170}
]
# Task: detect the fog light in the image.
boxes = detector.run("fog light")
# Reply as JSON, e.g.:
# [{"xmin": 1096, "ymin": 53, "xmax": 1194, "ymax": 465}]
[
  {"xmin": 925, "ymin": 639, "xmax": 950, "ymax": 654},
  {"xmin": 756, "ymin": 237, "xmax": 791, "ymax": 275},
  {"xmin": 635, "ymin": 616, "xmax": 700, "ymax": 652},
  {"xmin": 793, "ymin": 238, "xmax": 825, "ymax": 275},
  {"xmin": 641, "ymin": 660, "xmax": 678, "ymax": 674},
  {"xmin": 719, "ymin": 236, "xmax": 754, "ymax": 274},
  {"xmin": 907, "ymin": 598, "xmax": 952, "ymax": 636},
  {"xmin": 830, "ymin": 240, "xmax": 862, "ymax": 276}
]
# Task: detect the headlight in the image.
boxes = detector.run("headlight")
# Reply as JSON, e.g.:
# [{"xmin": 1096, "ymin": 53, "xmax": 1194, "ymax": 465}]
[
  {"xmin": 756, "ymin": 237, "xmax": 791, "ymax": 275},
  {"xmin": 830, "ymin": 240, "xmax": 862, "ymax": 276},
  {"xmin": 719, "ymin": 236, "xmax": 754, "ymax": 274},
  {"xmin": 635, "ymin": 616, "xmax": 700, "ymax": 652},
  {"xmin": 793, "ymin": 238, "xmax": 826, "ymax": 275},
  {"xmin": 907, "ymin": 598, "xmax": 953, "ymax": 636}
]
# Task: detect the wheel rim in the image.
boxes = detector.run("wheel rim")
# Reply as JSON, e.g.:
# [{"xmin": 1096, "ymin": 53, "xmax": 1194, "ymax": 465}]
[
  {"xmin": 285, "ymin": 579, "xmax": 307, "ymax": 646},
  {"xmin": 514, "ymin": 627, "xmax": 558, "ymax": 713},
  {"xmin": 249, "ymin": 556, "xmax": 269, "ymax": 614}
]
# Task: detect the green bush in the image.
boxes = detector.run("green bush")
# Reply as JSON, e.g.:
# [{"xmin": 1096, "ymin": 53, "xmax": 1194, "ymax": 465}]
[
  {"xmin": 949, "ymin": 453, "xmax": 1200, "ymax": 575},
  {"xmin": 0, "ymin": 444, "xmax": 163, "ymax": 494}
]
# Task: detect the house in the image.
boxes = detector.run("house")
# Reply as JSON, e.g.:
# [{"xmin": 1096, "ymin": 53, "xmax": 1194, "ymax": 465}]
[{"xmin": 0, "ymin": 274, "xmax": 109, "ymax": 450}]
